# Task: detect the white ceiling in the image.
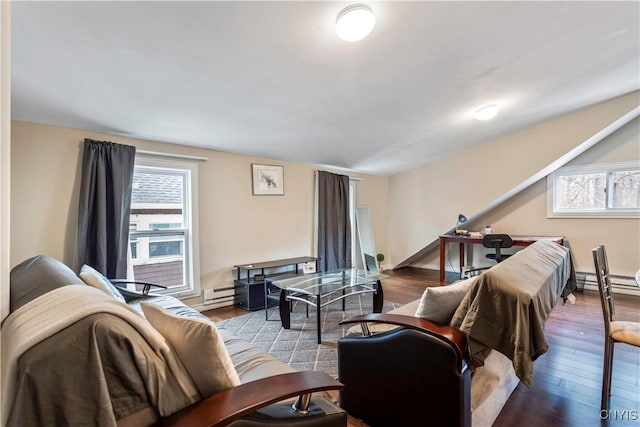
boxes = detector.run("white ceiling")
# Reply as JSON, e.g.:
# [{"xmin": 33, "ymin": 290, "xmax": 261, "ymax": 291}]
[{"xmin": 11, "ymin": 1, "xmax": 640, "ymax": 176}]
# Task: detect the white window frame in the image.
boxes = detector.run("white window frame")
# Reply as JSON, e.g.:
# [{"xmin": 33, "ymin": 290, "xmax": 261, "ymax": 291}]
[
  {"xmin": 349, "ymin": 179, "xmax": 357, "ymax": 267},
  {"xmin": 547, "ymin": 161, "xmax": 640, "ymax": 218},
  {"xmin": 131, "ymin": 156, "xmax": 201, "ymax": 298}
]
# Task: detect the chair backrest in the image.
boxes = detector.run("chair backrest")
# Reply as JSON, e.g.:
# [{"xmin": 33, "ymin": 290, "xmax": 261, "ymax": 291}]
[
  {"xmin": 482, "ymin": 234, "xmax": 513, "ymax": 262},
  {"xmin": 592, "ymin": 245, "xmax": 616, "ymax": 331}
]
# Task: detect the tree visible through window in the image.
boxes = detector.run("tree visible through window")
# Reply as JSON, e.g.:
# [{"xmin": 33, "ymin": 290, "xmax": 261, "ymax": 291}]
[{"xmin": 548, "ymin": 162, "xmax": 640, "ymax": 217}]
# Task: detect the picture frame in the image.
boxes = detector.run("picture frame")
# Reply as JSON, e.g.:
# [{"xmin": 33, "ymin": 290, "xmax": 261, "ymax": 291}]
[
  {"xmin": 252, "ymin": 164, "xmax": 284, "ymax": 196},
  {"xmin": 302, "ymin": 261, "xmax": 317, "ymax": 274}
]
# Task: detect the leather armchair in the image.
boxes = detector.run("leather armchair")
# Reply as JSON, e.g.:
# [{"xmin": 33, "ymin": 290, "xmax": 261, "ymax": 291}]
[{"xmin": 337, "ymin": 314, "xmax": 470, "ymax": 427}]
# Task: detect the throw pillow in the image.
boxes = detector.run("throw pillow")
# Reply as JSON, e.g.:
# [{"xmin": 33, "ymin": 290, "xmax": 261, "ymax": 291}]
[
  {"xmin": 415, "ymin": 276, "xmax": 476, "ymax": 324},
  {"xmin": 140, "ymin": 302, "xmax": 241, "ymax": 398},
  {"xmin": 79, "ymin": 264, "xmax": 126, "ymax": 303}
]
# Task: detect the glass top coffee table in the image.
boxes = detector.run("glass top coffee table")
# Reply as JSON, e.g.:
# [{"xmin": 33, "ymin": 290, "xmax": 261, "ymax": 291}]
[{"xmin": 265, "ymin": 268, "xmax": 388, "ymax": 344}]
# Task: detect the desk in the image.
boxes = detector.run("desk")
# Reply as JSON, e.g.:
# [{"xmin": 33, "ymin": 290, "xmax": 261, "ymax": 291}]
[{"xmin": 438, "ymin": 234, "xmax": 564, "ymax": 282}]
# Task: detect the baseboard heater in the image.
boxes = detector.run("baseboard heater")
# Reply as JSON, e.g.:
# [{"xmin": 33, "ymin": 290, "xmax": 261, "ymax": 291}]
[
  {"xmin": 198, "ymin": 285, "xmax": 236, "ymax": 310},
  {"xmin": 576, "ymin": 271, "xmax": 639, "ymax": 296}
]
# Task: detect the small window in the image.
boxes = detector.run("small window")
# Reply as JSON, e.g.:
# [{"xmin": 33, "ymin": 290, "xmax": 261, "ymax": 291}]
[
  {"xmin": 149, "ymin": 239, "xmax": 184, "ymax": 258},
  {"xmin": 129, "ymin": 223, "xmax": 138, "ymax": 259},
  {"xmin": 130, "ymin": 241, "xmax": 138, "ymax": 259},
  {"xmin": 548, "ymin": 162, "xmax": 640, "ymax": 218},
  {"xmin": 149, "ymin": 223, "xmax": 183, "ymax": 230}
]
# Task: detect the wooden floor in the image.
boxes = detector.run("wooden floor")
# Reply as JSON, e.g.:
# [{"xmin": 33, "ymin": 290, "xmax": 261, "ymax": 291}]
[{"xmin": 204, "ymin": 267, "xmax": 640, "ymax": 426}]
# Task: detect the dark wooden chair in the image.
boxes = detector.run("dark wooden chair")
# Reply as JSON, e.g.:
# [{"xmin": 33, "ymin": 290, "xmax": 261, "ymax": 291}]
[{"xmin": 592, "ymin": 245, "xmax": 640, "ymax": 411}]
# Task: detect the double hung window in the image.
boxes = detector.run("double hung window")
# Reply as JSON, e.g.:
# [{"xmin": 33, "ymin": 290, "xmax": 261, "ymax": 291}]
[{"xmin": 129, "ymin": 157, "xmax": 200, "ymax": 297}]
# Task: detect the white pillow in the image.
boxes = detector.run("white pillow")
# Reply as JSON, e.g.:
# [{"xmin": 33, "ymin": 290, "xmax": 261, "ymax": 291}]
[
  {"xmin": 415, "ymin": 277, "xmax": 476, "ymax": 324},
  {"xmin": 140, "ymin": 302, "xmax": 241, "ymax": 398},
  {"xmin": 79, "ymin": 264, "xmax": 126, "ymax": 303}
]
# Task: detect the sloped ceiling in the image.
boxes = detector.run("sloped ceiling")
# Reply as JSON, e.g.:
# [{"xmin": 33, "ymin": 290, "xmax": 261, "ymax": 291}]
[{"xmin": 11, "ymin": 1, "xmax": 640, "ymax": 175}]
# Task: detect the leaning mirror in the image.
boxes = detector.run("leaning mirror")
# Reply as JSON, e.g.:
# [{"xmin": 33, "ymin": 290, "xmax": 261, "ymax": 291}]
[{"xmin": 355, "ymin": 206, "xmax": 378, "ymax": 275}]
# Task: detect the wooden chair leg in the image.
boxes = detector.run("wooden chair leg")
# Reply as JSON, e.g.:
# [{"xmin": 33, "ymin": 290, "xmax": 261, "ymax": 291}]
[
  {"xmin": 606, "ymin": 339, "xmax": 615, "ymax": 399},
  {"xmin": 601, "ymin": 337, "xmax": 613, "ymax": 411}
]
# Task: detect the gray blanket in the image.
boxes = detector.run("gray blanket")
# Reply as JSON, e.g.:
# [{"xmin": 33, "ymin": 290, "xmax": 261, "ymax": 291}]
[
  {"xmin": 450, "ymin": 240, "xmax": 571, "ymax": 387},
  {"xmin": 9, "ymin": 313, "xmax": 196, "ymax": 427},
  {"xmin": 2, "ymin": 285, "xmax": 198, "ymax": 427}
]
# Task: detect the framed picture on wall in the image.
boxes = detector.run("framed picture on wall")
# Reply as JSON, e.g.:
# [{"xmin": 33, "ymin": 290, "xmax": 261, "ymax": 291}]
[{"xmin": 252, "ymin": 164, "xmax": 284, "ymax": 195}]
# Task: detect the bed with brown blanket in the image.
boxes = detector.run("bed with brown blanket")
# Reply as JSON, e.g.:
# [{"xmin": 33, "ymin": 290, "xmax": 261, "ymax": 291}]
[
  {"xmin": 337, "ymin": 239, "xmax": 573, "ymax": 427},
  {"xmin": 450, "ymin": 239, "xmax": 572, "ymax": 387}
]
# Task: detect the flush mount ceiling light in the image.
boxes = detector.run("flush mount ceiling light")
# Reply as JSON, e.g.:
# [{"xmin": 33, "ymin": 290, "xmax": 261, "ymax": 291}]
[
  {"xmin": 336, "ymin": 4, "xmax": 376, "ymax": 42},
  {"xmin": 474, "ymin": 104, "xmax": 500, "ymax": 121}
]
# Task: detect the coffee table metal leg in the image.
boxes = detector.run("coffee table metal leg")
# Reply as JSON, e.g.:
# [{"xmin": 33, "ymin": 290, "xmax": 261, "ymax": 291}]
[
  {"xmin": 316, "ymin": 294, "xmax": 322, "ymax": 344},
  {"xmin": 264, "ymin": 281, "xmax": 269, "ymax": 321},
  {"xmin": 373, "ymin": 280, "xmax": 384, "ymax": 313},
  {"xmin": 279, "ymin": 290, "xmax": 291, "ymax": 329}
]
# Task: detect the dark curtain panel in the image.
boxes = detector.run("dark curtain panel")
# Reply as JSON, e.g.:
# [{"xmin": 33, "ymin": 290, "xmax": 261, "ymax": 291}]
[
  {"xmin": 317, "ymin": 171, "xmax": 351, "ymax": 272},
  {"xmin": 77, "ymin": 139, "xmax": 136, "ymax": 278}
]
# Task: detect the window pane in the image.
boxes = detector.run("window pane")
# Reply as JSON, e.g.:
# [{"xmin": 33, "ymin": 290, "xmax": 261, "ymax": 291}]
[
  {"xmin": 132, "ymin": 259, "xmax": 185, "ymax": 290},
  {"xmin": 132, "ymin": 235, "xmax": 185, "ymax": 289},
  {"xmin": 131, "ymin": 171, "xmax": 185, "ymax": 231},
  {"xmin": 556, "ymin": 173, "xmax": 606, "ymax": 210},
  {"xmin": 610, "ymin": 170, "xmax": 640, "ymax": 209},
  {"xmin": 149, "ymin": 222, "xmax": 183, "ymax": 230},
  {"xmin": 130, "ymin": 242, "xmax": 137, "ymax": 259},
  {"xmin": 149, "ymin": 240, "xmax": 183, "ymax": 257}
]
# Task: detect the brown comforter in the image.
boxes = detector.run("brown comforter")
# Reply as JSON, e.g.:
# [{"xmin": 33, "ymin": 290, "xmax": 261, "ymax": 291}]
[{"xmin": 450, "ymin": 240, "xmax": 571, "ymax": 387}]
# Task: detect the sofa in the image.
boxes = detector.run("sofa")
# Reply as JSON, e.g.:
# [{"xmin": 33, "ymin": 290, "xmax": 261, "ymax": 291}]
[
  {"xmin": 2, "ymin": 255, "xmax": 347, "ymax": 427},
  {"xmin": 337, "ymin": 240, "xmax": 573, "ymax": 427}
]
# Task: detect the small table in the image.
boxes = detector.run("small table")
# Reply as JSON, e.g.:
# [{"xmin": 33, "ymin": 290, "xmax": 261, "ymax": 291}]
[{"xmin": 266, "ymin": 269, "xmax": 388, "ymax": 344}]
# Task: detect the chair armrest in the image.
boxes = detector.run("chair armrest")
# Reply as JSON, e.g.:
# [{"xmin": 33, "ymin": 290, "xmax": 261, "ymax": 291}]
[
  {"xmin": 155, "ymin": 371, "xmax": 344, "ymax": 427},
  {"xmin": 109, "ymin": 279, "xmax": 168, "ymax": 295},
  {"xmin": 340, "ymin": 313, "xmax": 467, "ymax": 365}
]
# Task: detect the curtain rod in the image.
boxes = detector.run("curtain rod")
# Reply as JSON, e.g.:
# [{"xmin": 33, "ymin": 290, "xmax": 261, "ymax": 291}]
[
  {"xmin": 136, "ymin": 150, "xmax": 208, "ymax": 162},
  {"xmin": 315, "ymin": 169, "xmax": 363, "ymax": 181}
]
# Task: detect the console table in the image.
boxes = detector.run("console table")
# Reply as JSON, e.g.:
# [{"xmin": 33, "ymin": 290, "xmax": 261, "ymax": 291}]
[
  {"xmin": 438, "ymin": 234, "xmax": 565, "ymax": 282},
  {"xmin": 233, "ymin": 256, "xmax": 318, "ymax": 310}
]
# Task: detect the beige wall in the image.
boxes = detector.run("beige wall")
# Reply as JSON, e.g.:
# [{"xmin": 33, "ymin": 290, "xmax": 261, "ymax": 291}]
[
  {"xmin": 10, "ymin": 121, "xmax": 389, "ymax": 302},
  {"xmin": 393, "ymin": 92, "xmax": 640, "ymax": 276}
]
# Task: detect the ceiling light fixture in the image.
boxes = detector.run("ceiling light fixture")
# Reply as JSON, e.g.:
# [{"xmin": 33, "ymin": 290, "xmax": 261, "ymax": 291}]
[
  {"xmin": 474, "ymin": 104, "xmax": 499, "ymax": 121},
  {"xmin": 336, "ymin": 4, "xmax": 376, "ymax": 42}
]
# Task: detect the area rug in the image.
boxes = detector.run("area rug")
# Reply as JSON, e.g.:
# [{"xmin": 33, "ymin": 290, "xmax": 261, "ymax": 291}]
[{"xmin": 216, "ymin": 296, "xmax": 400, "ymax": 378}]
